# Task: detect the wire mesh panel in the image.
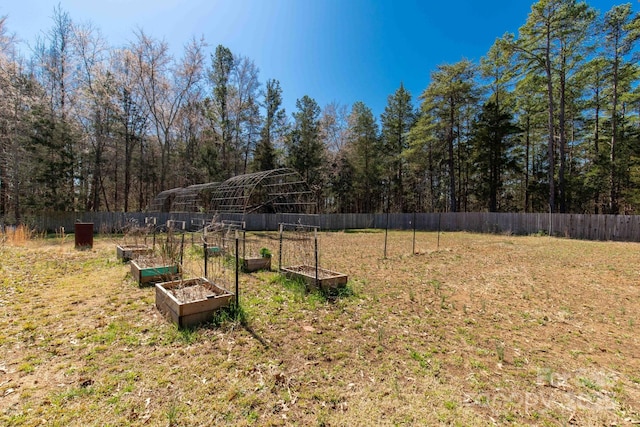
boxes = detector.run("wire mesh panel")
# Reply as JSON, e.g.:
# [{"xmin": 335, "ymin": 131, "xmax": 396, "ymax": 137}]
[
  {"xmin": 203, "ymin": 245, "xmax": 236, "ymax": 293},
  {"xmin": 278, "ymin": 222, "xmax": 348, "ymax": 291},
  {"xmin": 210, "ymin": 168, "xmax": 316, "ymax": 215},
  {"xmin": 278, "ymin": 222, "xmax": 318, "ymax": 271},
  {"xmin": 202, "ymin": 219, "xmax": 274, "ymax": 272},
  {"xmin": 157, "ymin": 229, "xmax": 186, "ymax": 265},
  {"xmin": 149, "ymin": 168, "xmax": 314, "ymax": 219},
  {"xmin": 121, "ymin": 216, "xmax": 152, "ymax": 246},
  {"xmin": 130, "ymin": 229, "xmax": 185, "ymax": 285},
  {"xmin": 241, "ymin": 232, "xmax": 274, "ymax": 259},
  {"xmin": 149, "ymin": 188, "xmax": 182, "ymax": 213},
  {"xmin": 155, "ymin": 229, "xmax": 235, "ymax": 328},
  {"xmin": 170, "ymin": 182, "xmax": 221, "ymax": 213},
  {"xmin": 202, "ymin": 225, "xmax": 238, "ymax": 296},
  {"xmin": 239, "ymin": 231, "xmax": 275, "ymax": 272},
  {"xmin": 203, "ymin": 220, "xmax": 243, "ymax": 256},
  {"xmin": 116, "ymin": 216, "xmax": 154, "ymax": 262}
]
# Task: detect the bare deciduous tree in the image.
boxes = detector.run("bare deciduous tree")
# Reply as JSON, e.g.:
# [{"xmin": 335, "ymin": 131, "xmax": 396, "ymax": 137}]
[{"xmin": 131, "ymin": 30, "xmax": 205, "ymax": 189}]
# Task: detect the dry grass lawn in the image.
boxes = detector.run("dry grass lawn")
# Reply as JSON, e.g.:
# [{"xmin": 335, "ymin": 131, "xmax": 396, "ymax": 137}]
[{"xmin": 1, "ymin": 230, "xmax": 639, "ymax": 426}]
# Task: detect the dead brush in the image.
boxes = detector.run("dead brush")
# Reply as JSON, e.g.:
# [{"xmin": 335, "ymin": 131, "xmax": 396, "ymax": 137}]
[{"xmin": 1, "ymin": 224, "xmax": 35, "ymax": 245}]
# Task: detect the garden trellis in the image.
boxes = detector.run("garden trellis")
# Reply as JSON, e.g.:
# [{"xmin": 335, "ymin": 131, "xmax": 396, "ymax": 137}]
[
  {"xmin": 201, "ymin": 221, "xmax": 241, "ymax": 309},
  {"xmin": 202, "ymin": 219, "xmax": 243, "ymax": 257},
  {"xmin": 210, "ymin": 168, "xmax": 315, "ymax": 216},
  {"xmin": 278, "ymin": 222, "xmax": 319, "ymax": 275},
  {"xmin": 128, "ymin": 228, "xmax": 184, "ymax": 285},
  {"xmin": 170, "ymin": 182, "xmax": 220, "ymax": 213},
  {"xmin": 149, "ymin": 188, "xmax": 182, "ymax": 213},
  {"xmin": 278, "ymin": 222, "xmax": 347, "ymax": 291},
  {"xmin": 148, "ymin": 169, "xmax": 315, "ymax": 226},
  {"xmin": 148, "ymin": 183, "xmax": 221, "ymax": 214}
]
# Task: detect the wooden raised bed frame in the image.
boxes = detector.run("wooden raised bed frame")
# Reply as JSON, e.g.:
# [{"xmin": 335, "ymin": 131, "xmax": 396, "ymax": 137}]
[
  {"xmin": 155, "ymin": 277, "xmax": 234, "ymax": 328},
  {"xmin": 242, "ymin": 257, "xmax": 271, "ymax": 273},
  {"xmin": 280, "ymin": 265, "xmax": 348, "ymax": 291},
  {"xmin": 130, "ymin": 259, "xmax": 181, "ymax": 285},
  {"xmin": 116, "ymin": 244, "xmax": 152, "ymax": 262}
]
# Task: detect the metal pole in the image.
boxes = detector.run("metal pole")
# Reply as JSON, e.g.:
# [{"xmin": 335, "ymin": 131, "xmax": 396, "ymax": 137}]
[
  {"xmin": 412, "ymin": 210, "xmax": 417, "ymax": 255},
  {"xmin": 180, "ymin": 233, "xmax": 185, "ymax": 266},
  {"xmin": 235, "ymin": 232, "xmax": 239, "ymax": 311},
  {"xmin": 203, "ymin": 241, "xmax": 208, "ymax": 278},
  {"xmin": 242, "ymin": 229, "xmax": 246, "ymax": 261},
  {"xmin": 242, "ymin": 222, "xmax": 246, "ymax": 260},
  {"xmin": 314, "ymin": 227, "xmax": 319, "ymax": 289},
  {"xmin": 384, "ymin": 183, "xmax": 390, "ymax": 259},
  {"xmin": 437, "ymin": 212, "xmax": 441, "ymax": 250},
  {"xmin": 278, "ymin": 223, "xmax": 284, "ymax": 271}
]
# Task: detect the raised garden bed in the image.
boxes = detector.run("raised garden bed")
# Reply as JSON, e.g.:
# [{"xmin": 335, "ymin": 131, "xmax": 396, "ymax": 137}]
[
  {"xmin": 131, "ymin": 257, "xmax": 181, "ymax": 285},
  {"xmin": 116, "ymin": 244, "xmax": 152, "ymax": 262},
  {"xmin": 280, "ymin": 265, "xmax": 348, "ymax": 291},
  {"xmin": 242, "ymin": 257, "xmax": 271, "ymax": 273},
  {"xmin": 155, "ymin": 277, "xmax": 234, "ymax": 327},
  {"xmin": 206, "ymin": 246, "xmax": 224, "ymax": 256}
]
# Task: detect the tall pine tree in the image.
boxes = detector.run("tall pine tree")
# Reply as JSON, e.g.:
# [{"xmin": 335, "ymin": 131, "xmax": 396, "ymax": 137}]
[
  {"xmin": 380, "ymin": 83, "xmax": 414, "ymax": 212},
  {"xmin": 346, "ymin": 101, "xmax": 382, "ymax": 213},
  {"xmin": 254, "ymin": 79, "xmax": 285, "ymax": 171},
  {"xmin": 286, "ymin": 95, "xmax": 324, "ymax": 188},
  {"xmin": 471, "ymin": 101, "xmax": 521, "ymax": 212}
]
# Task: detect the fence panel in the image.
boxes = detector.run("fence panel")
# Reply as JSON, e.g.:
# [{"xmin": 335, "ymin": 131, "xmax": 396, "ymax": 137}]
[{"xmin": 23, "ymin": 211, "xmax": 640, "ymax": 242}]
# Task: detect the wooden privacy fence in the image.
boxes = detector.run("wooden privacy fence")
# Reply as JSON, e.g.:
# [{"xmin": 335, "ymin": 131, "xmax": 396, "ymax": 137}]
[{"xmin": 22, "ymin": 212, "xmax": 640, "ymax": 242}]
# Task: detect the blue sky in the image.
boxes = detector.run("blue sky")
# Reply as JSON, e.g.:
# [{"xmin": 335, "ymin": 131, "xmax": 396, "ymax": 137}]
[{"xmin": 0, "ymin": 0, "xmax": 631, "ymax": 119}]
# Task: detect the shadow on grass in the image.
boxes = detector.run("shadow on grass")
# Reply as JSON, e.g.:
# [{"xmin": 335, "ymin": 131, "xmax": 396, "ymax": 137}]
[
  {"xmin": 196, "ymin": 303, "xmax": 271, "ymax": 349},
  {"xmin": 321, "ymin": 283, "xmax": 356, "ymax": 302},
  {"xmin": 173, "ymin": 274, "xmax": 357, "ymax": 348},
  {"xmin": 343, "ymin": 228, "xmax": 382, "ymax": 234},
  {"xmin": 240, "ymin": 320, "xmax": 270, "ymax": 349}
]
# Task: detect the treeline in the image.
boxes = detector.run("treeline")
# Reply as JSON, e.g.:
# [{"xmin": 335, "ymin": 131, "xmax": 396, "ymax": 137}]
[{"xmin": 1, "ymin": 1, "xmax": 639, "ymax": 223}]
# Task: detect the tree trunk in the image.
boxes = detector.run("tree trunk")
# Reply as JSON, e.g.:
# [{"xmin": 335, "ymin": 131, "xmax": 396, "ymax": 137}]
[
  {"xmin": 545, "ymin": 24, "xmax": 556, "ymax": 213},
  {"xmin": 558, "ymin": 55, "xmax": 567, "ymax": 213},
  {"xmin": 593, "ymin": 87, "xmax": 600, "ymax": 214},
  {"xmin": 525, "ymin": 115, "xmax": 530, "ymax": 213},
  {"xmin": 448, "ymin": 100, "xmax": 456, "ymax": 212},
  {"xmin": 124, "ymin": 132, "xmax": 131, "ymax": 212},
  {"xmin": 610, "ymin": 40, "xmax": 619, "ymax": 214}
]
